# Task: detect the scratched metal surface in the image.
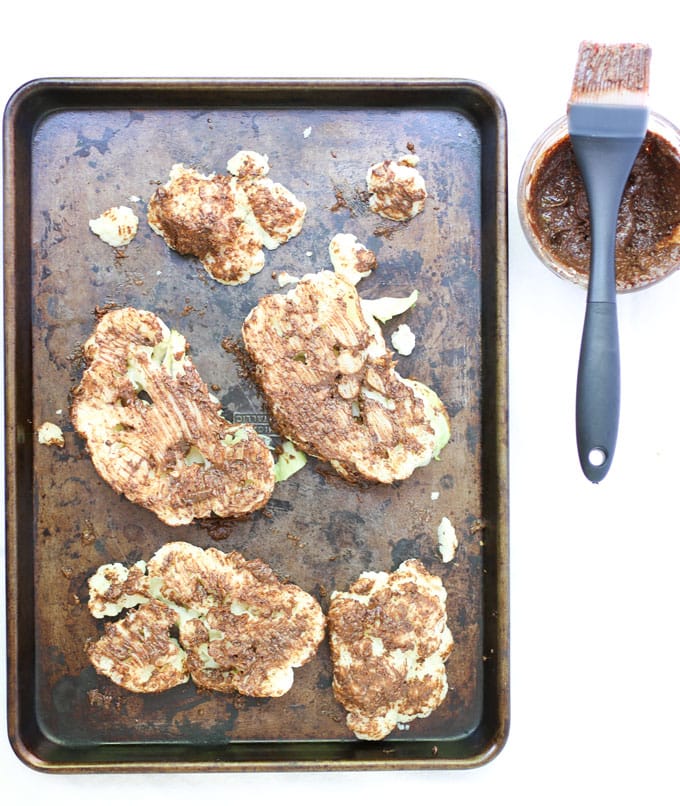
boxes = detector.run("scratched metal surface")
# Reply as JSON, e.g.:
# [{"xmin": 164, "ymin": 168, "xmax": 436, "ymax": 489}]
[{"xmin": 5, "ymin": 80, "xmax": 508, "ymax": 770}]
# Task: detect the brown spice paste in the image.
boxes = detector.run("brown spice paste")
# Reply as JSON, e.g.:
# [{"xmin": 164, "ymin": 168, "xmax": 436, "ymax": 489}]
[{"xmin": 527, "ymin": 130, "xmax": 680, "ymax": 289}]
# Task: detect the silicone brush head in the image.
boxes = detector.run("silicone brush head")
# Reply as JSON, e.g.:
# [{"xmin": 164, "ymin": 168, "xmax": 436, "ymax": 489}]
[{"xmin": 569, "ymin": 41, "xmax": 651, "ymax": 107}]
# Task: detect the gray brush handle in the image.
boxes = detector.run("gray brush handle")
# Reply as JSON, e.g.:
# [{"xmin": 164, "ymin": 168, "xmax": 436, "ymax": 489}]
[
  {"xmin": 576, "ymin": 300, "xmax": 620, "ymax": 481},
  {"xmin": 570, "ymin": 112, "xmax": 647, "ymax": 482},
  {"xmin": 573, "ymin": 143, "xmax": 625, "ymax": 483}
]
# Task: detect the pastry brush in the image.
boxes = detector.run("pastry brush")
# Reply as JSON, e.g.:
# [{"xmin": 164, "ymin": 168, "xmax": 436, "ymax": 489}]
[{"xmin": 568, "ymin": 41, "xmax": 651, "ymax": 482}]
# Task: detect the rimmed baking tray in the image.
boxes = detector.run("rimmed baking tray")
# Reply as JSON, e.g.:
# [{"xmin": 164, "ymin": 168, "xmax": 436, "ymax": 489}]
[{"xmin": 4, "ymin": 78, "xmax": 508, "ymax": 772}]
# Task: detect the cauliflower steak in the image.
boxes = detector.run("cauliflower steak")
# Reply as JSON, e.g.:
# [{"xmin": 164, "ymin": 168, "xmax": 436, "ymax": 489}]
[
  {"xmin": 147, "ymin": 542, "xmax": 325, "ymax": 697},
  {"xmin": 71, "ymin": 307, "xmax": 275, "ymax": 525},
  {"xmin": 328, "ymin": 559, "xmax": 453, "ymax": 740},
  {"xmin": 242, "ymin": 270, "xmax": 449, "ymax": 483},
  {"xmin": 86, "ymin": 541, "xmax": 326, "ymax": 698}
]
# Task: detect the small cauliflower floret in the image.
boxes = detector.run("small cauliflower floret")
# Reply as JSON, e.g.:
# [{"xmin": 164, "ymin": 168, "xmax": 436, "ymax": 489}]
[
  {"xmin": 366, "ymin": 154, "xmax": 427, "ymax": 221},
  {"xmin": 37, "ymin": 421, "xmax": 64, "ymax": 447},
  {"xmin": 242, "ymin": 271, "xmax": 449, "ymax": 483},
  {"xmin": 70, "ymin": 307, "xmax": 275, "ymax": 525},
  {"xmin": 89, "ymin": 205, "xmax": 139, "ymax": 247},
  {"xmin": 437, "ymin": 516, "xmax": 459, "ymax": 563},
  {"xmin": 391, "ymin": 323, "xmax": 416, "ymax": 356},
  {"xmin": 328, "ymin": 559, "xmax": 453, "ymax": 740},
  {"xmin": 147, "ymin": 153, "xmax": 305, "ymax": 285},
  {"xmin": 88, "ymin": 561, "xmax": 150, "ymax": 618},
  {"xmin": 329, "ymin": 233, "xmax": 377, "ymax": 285},
  {"xmin": 86, "ymin": 599, "xmax": 189, "ymax": 693},
  {"xmin": 86, "ymin": 542, "xmax": 326, "ymax": 698}
]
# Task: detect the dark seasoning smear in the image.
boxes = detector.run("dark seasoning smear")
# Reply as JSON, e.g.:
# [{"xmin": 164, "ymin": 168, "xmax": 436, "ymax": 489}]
[{"xmin": 30, "ymin": 105, "xmax": 486, "ymax": 747}]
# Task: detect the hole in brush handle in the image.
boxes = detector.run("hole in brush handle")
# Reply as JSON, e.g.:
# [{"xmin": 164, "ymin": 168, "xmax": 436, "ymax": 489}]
[{"xmin": 588, "ymin": 447, "xmax": 608, "ymax": 468}]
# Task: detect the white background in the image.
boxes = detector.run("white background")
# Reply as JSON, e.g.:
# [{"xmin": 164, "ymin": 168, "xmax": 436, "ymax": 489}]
[{"xmin": 2, "ymin": 2, "xmax": 679, "ymax": 803}]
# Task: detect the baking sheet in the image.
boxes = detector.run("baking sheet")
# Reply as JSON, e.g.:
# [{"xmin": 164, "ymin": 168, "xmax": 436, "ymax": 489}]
[{"xmin": 4, "ymin": 78, "xmax": 508, "ymax": 771}]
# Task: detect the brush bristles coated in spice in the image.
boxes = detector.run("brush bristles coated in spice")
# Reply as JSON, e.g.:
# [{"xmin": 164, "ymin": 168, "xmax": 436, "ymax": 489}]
[{"xmin": 569, "ymin": 41, "xmax": 651, "ymax": 106}]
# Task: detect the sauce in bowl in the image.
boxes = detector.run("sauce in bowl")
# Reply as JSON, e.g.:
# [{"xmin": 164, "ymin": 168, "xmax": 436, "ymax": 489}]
[{"xmin": 518, "ymin": 113, "xmax": 680, "ymax": 291}]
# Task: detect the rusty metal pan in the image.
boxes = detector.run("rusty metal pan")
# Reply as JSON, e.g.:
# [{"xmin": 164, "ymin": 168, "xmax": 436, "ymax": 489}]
[{"xmin": 4, "ymin": 78, "xmax": 508, "ymax": 772}]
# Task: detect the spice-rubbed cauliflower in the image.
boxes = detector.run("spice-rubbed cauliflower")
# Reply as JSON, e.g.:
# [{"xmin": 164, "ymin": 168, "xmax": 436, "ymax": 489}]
[
  {"xmin": 242, "ymin": 269, "xmax": 450, "ymax": 483},
  {"xmin": 147, "ymin": 151, "xmax": 306, "ymax": 285},
  {"xmin": 89, "ymin": 204, "xmax": 139, "ymax": 247},
  {"xmin": 328, "ymin": 232, "xmax": 377, "ymax": 285},
  {"xmin": 148, "ymin": 542, "xmax": 326, "ymax": 697},
  {"xmin": 71, "ymin": 307, "xmax": 275, "ymax": 525},
  {"xmin": 328, "ymin": 559, "xmax": 453, "ymax": 740},
  {"xmin": 88, "ymin": 560, "xmax": 151, "ymax": 618},
  {"xmin": 366, "ymin": 154, "xmax": 427, "ymax": 221},
  {"xmin": 86, "ymin": 541, "xmax": 326, "ymax": 698},
  {"xmin": 86, "ymin": 599, "xmax": 189, "ymax": 693}
]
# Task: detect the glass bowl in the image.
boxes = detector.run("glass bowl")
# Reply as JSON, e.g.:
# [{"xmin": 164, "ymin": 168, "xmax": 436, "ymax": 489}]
[{"xmin": 518, "ymin": 111, "xmax": 680, "ymax": 292}]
